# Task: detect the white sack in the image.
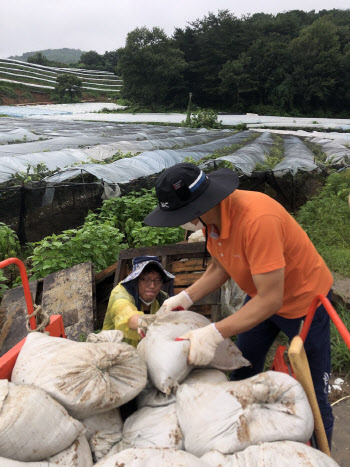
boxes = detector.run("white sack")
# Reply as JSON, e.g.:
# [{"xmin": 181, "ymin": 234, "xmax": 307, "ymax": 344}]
[
  {"xmin": 0, "ymin": 380, "xmax": 84, "ymax": 462},
  {"xmin": 48, "ymin": 435, "xmax": 93, "ymax": 467},
  {"xmin": 86, "ymin": 329, "xmax": 124, "ymax": 344},
  {"xmin": 0, "ymin": 436, "xmax": 92, "ymax": 467},
  {"xmin": 201, "ymin": 441, "xmax": 340, "ymax": 467},
  {"xmin": 137, "ymin": 369, "xmax": 227, "ymax": 409},
  {"xmin": 137, "ymin": 310, "xmax": 249, "ymax": 394},
  {"xmin": 182, "ymin": 368, "xmax": 228, "ymax": 385},
  {"xmin": 176, "ymin": 371, "xmax": 314, "ymax": 456},
  {"xmin": 95, "ymin": 448, "xmax": 210, "ymax": 467},
  {"xmin": 106, "ymin": 404, "xmax": 183, "ymax": 457},
  {"xmin": 137, "ymin": 382, "xmax": 177, "ymax": 409},
  {"xmin": 11, "ymin": 332, "xmax": 147, "ymax": 418},
  {"xmin": 81, "ymin": 408, "xmax": 123, "ymax": 441},
  {"xmin": 81, "ymin": 409, "xmax": 123, "ymax": 461}
]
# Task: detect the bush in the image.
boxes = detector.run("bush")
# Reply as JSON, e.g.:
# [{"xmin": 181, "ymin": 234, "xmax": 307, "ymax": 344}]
[
  {"xmin": 0, "ymin": 222, "xmax": 20, "ymax": 259},
  {"xmin": 30, "ymin": 223, "xmax": 127, "ymax": 278},
  {"xmin": 29, "ymin": 188, "xmax": 183, "ymax": 279},
  {"xmin": 182, "ymin": 109, "xmax": 223, "ymax": 129}
]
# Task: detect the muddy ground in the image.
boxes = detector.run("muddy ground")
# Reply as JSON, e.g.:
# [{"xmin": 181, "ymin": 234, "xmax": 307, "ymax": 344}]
[{"xmin": 329, "ymin": 375, "xmax": 350, "ymax": 466}]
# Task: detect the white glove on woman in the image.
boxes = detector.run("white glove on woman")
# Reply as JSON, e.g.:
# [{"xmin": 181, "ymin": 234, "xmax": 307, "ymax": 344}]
[
  {"xmin": 157, "ymin": 290, "xmax": 193, "ymax": 314},
  {"xmin": 179, "ymin": 323, "xmax": 224, "ymax": 366}
]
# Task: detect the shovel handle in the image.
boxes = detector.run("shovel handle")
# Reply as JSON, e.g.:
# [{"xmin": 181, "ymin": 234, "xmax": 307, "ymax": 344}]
[{"xmin": 288, "ymin": 335, "xmax": 331, "ymax": 456}]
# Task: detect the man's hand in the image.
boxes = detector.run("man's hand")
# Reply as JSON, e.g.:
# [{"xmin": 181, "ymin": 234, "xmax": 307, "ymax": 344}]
[
  {"xmin": 157, "ymin": 291, "xmax": 193, "ymax": 314},
  {"xmin": 137, "ymin": 314, "xmax": 156, "ymax": 338},
  {"xmin": 178, "ymin": 323, "xmax": 224, "ymax": 366}
]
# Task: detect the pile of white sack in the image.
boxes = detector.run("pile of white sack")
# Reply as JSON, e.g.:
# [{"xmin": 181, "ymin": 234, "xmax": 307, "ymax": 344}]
[{"xmin": 0, "ymin": 310, "xmax": 340, "ymax": 466}]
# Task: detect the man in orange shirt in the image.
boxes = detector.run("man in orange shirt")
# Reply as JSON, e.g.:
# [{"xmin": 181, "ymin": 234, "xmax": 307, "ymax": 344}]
[{"xmin": 144, "ymin": 162, "xmax": 334, "ymax": 448}]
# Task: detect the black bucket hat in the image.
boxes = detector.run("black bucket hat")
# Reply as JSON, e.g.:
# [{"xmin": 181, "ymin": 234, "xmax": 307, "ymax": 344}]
[{"xmin": 144, "ymin": 163, "xmax": 239, "ymax": 227}]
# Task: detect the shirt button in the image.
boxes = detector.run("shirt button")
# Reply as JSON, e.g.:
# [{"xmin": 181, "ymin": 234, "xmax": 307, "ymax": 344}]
[
  {"xmin": 218, "ymin": 242, "xmax": 222, "ymax": 246},
  {"xmin": 220, "ymin": 253, "xmax": 224, "ymax": 257}
]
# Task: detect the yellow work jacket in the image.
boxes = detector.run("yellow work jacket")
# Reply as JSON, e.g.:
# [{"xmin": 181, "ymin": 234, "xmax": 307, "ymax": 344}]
[{"xmin": 102, "ymin": 283, "xmax": 167, "ymax": 347}]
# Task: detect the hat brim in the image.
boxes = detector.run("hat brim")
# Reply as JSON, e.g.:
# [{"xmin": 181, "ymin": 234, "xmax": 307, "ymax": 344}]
[
  {"xmin": 144, "ymin": 168, "xmax": 239, "ymax": 227},
  {"xmin": 121, "ymin": 260, "xmax": 175, "ymax": 284}
]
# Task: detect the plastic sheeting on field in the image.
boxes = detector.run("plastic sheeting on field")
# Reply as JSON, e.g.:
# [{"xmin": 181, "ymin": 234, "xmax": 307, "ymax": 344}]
[
  {"xmin": 45, "ymin": 131, "xmax": 252, "ymax": 184},
  {"xmin": 309, "ymin": 136, "xmax": 350, "ymax": 166},
  {"xmin": 0, "ymin": 120, "xmax": 235, "ymax": 183},
  {"xmin": 0, "ymin": 129, "xmax": 41, "ymax": 144},
  {"xmin": 213, "ymin": 132, "xmax": 274, "ymax": 175},
  {"xmin": 274, "ymin": 136, "xmax": 317, "ymax": 175}
]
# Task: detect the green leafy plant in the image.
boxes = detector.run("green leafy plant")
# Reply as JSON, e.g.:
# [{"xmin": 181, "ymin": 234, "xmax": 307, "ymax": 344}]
[
  {"xmin": 9, "ymin": 163, "xmax": 57, "ymax": 184},
  {"xmin": 0, "ymin": 222, "xmax": 20, "ymax": 259},
  {"xmin": 182, "ymin": 109, "xmax": 223, "ymax": 129},
  {"xmin": 126, "ymin": 220, "xmax": 184, "ymax": 248},
  {"xmin": 0, "ymin": 269, "xmax": 9, "ymax": 299},
  {"xmin": 30, "ymin": 223, "xmax": 127, "ymax": 279}
]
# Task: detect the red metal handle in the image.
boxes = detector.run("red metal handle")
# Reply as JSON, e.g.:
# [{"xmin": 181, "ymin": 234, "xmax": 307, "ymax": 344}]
[
  {"xmin": 300, "ymin": 294, "xmax": 350, "ymax": 351},
  {"xmin": 0, "ymin": 257, "xmax": 36, "ymax": 330}
]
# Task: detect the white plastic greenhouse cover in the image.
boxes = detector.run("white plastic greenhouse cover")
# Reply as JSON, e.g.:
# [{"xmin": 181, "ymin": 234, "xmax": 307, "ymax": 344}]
[
  {"xmin": 274, "ymin": 136, "xmax": 317, "ymax": 175},
  {"xmin": 215, "ymin": 132, "xmax": 274, "ymax": 175},
  {"xmin": 45, "ymin": 131, "xmax": 253, "ymax": 184},
  {"xmin": 308, "ymin": 136, "xmax": 350, "ymax": 166}
]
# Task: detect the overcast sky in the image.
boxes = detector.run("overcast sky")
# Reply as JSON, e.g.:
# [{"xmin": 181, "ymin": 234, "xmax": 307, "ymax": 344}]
[{"xmin": 1, "ymin": 0, "xmax": 349, "ymax": 58}]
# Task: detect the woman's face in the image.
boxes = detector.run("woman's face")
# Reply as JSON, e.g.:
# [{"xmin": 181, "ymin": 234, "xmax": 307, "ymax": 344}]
[{"xmin": 138, "ymin": 270, "xmax": 163, "ymax": 303}]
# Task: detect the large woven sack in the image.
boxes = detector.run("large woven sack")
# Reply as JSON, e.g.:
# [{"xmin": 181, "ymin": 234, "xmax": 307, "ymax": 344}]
[
  {"xmin": 176, "ymin": 371, "xmax": 314, "ymax": 456},
  {"xmin": 201, "ymin": 441, "xmax": 340, "ymax": 466},
  {"xmin": 137, "ymin": 369, "xmax": 227, "ymax": 409},
  {"xmin": 95, "ymin": 448, "xmax": 210, "ymax": 466},
  {"xmin": 0, "ymin": 435, "xmax": 93, "ymax": 466},
  {"xmin": 0, "ymin": 380, "xmax": 84, "ymax": 462},
  {"xmin": 81, "ymin": 409, "xmax": 123, "ymax": 462},
  {"xmin": 137, "ymin": 310, "xmax": 249, "ymax": 394},
  {"xmin": 105, "ymin": 404, "xmax": 183, "ymax": 457},
  {"xmin": 47, "ymin": 435, "xmax": 93, "ymax": 466},
  {"xmin": 137, "ymin": 382, "xmax": 176, "ymax": 409},
  {"xmin": 11, "ymin": 332, "xmax": 147, "ymax": 418}
]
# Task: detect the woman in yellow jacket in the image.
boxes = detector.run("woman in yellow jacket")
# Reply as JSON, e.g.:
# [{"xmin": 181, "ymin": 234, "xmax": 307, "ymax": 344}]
[{"xmin": 102, "ymin": 256, "xmax": 175, "ymax": 347}]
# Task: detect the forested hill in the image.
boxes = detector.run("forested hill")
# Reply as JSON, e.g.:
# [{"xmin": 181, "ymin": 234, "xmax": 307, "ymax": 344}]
[
  {"xmin": 116, "ymin": 8, "xmax": 350, "ymax": 117},
  {"xmin": 8, "ymin": 48, "xmax": 85, "ymax": 64}
]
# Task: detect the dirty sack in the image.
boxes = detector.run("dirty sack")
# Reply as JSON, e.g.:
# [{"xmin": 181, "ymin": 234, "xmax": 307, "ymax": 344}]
[
  {"xmin": 11, "ymin": 331, "xmax": 147, "ymax": 419},
  {"xmin": 81, "ymin": 408, "xmax": 123, "ymax": 462},
  {"xmin": 137, "ymin": 369, "xmax": 227, "ymax": 410},
  {"xmin": 201, "ymin": 441, "xmax": 340, "ymax": 467},
  {"xmin": 103, "ymin": 404, "xmax": 183, "ymax": 458},
  {"xmin": 0, "ymin": 379, "xmax": 84, "ymax": 462},
  {"xmin": 95, "ymin": 447, "xmax": 209, "ymax": 467},
  {"xmin": 176, "ymin": 371, "xmax": 314, "ymax": 457},
  {"xmin": 0, "ymin": 435, "xmax": 92, "ymax": 467},
  {"xmin": 45, "ymin": 434, "xmax": 93, "ymax": 467},
  {"xmin": 137, "ymin": 310, "xmax": 249, "ymax": 394},
  {"xmin": 137, "ymin": 382, "xmax": 177, "ymax": 409},
  {"xmin": 182, "ymin": 368, "xmax": 228, "ymax": 385}
]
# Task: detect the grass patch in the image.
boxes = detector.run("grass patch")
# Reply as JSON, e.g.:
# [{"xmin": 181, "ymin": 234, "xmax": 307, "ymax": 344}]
[{"xmin": 296, "ymin": 169, "xmax": 350, "ymax": 276}]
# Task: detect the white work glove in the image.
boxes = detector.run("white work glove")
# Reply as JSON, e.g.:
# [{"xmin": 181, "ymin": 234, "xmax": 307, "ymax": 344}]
[
  {"xmin": 179, "ymin": 323, "xmax": 224, "ymax": 366},
  {"xmin": 157, "ymin": 290, "xmax": 193, "ymax": 314},
  {"xmin": 137, "ymin": 314, "xmax": 157, "ymax": 338}
]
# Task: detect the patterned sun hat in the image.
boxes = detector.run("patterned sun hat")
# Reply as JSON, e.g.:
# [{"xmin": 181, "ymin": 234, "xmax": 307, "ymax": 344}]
[{"xmin": 121, "ymin": 256, "xmax": 174, "ymax": 284}]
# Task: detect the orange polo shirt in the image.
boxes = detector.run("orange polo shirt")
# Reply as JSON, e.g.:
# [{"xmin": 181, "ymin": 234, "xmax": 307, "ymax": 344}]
[{"xmin": 207, "ymin": 190, "xmax": 333, "ymax": 318}]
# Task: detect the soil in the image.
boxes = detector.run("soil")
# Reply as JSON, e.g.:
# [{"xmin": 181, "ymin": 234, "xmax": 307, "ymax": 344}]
[
  {"xmin": 330, "ymin": 375, "xmax": 350, "ymax": 466},
  {"xmin": 0, "ymin": 88, "xmax": 112, "ymax": 106}
]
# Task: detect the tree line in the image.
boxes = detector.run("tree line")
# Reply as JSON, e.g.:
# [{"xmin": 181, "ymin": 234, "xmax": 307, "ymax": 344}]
[{"xmin": 26, "ymin": 9, "xmax": 350, "ymax": 116}]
